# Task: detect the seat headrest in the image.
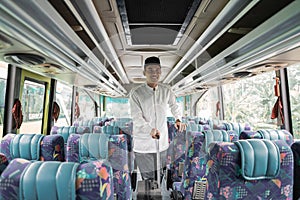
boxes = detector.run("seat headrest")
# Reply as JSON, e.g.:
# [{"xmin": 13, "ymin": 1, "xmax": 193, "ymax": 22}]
[
  {"xmin": 19, "ymin": 162, "xmax": 79, "ymax": 200},
  {"xmin": 10, "ymin": 134, "xmax": 44, "ymax": 160},
  {"xmin": 79, "ymin": 134, "xmax": 109, "ymax": 162},
  {"xmin": 235, "ymin": 139, "xmax": 280, "ymax": 180},
  {"xmin": 257, "ymin": 129, "xmax": 294, "ymax": 146},
  {"xmin": 57, "ymin": 126, "xmax": 77, "ymax": 143},
  {"xmin": 204, "ymin": 130, "xmax": 230, "ymax": 153},
  {"xmin": 76, "ymin": 126, "xmax": 90, "ymax": 134}
]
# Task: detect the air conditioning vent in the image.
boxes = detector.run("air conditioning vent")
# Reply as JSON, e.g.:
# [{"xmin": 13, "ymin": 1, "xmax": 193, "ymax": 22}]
[
  {"xmin": 233, "ymin": 71, "xmax": 251, "ymax": 78},
  {"xmin": 4, "ymin": 53, "xmax": 45, "ymax": 66}
]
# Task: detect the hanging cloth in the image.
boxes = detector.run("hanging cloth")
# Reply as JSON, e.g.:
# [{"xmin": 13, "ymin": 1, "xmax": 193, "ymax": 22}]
[
  {"xmin": 271, "ymin": 97, "xmax": 284, "ymax": 126},
  {"xmin": 12, "ymin": 99, "xmax": 23, "ymax": 129},
  {"xmin": 52, "ymin": 102, "xmax": 60, "ymax": 122}
]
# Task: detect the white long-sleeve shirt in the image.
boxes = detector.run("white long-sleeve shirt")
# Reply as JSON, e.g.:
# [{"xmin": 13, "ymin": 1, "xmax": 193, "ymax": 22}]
[{"xmin": 129, "ymin": 83, "xmax": 181, "ymax": 153}]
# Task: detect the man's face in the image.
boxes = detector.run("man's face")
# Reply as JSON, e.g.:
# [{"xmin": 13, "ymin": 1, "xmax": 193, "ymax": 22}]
[{"xmin": 144, "ymin": 64, "xmax": 161, "ymax": 84}]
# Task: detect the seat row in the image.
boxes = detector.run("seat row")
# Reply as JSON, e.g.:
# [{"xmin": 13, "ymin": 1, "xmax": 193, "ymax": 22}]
[
  {"xmin": 1, "ymin": 158, "xmax": 114, "ymax": 200},
  {"xmin": 0, "ymin": 132, "xmax": 132, "ymax": 199},
  {"xmin": 169, "ymin": 128, "xmax": 296, "ymax": 199}
]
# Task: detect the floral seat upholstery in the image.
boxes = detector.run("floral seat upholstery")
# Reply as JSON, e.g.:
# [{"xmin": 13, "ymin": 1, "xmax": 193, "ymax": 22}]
[
  {"xmin": 66, "ymin": 133, "xmax": 131, "ymax": 200},
  {"xmin": 205, "ymin": 139, "xmax": 293, "ymax": 199},
  {"xmin": 0, "ymin": 133, "xmax": 64, "ymax": 163},
  {"xmin": 0, "ymin": 158, "xmax": 114, "ymax": 200},
  {"xmin": 168, "ymin": 129, "xmax": 229, "ymax": 192},
  {"xmin": 172, "ymin": 130, "xmax": 230, "ymax": 199}
]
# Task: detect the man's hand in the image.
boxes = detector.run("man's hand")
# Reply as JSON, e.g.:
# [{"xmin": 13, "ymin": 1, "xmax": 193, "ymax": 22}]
[
  {"xmin": 175, "ymin": 120, "xmax": 187, "ymax": 132},
  {"xmin": 150, "ymin": 128, "xmax": 160, "ymax": 139}
]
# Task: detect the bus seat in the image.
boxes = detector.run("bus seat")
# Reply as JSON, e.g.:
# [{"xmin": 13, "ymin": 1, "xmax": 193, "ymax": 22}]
[
  {"xmin": 257, "ymin": 129, "xmax": 294, "ymax": 146},
  {"xmin": 66, "ymin": 133, "xmax": 132, "ymax": 200},
  {"xmin": 4, "ymin": 134, "xmax": 43, "ymax": 161},
  {"xmin": 167, "ymin": 121, "xmax": 177, "ymax": 143},
  {"xmin": 218, "ymin": 122, "xmax": 251, "ymax": 135},
  {"xmin": 0, "ymin": 153, "xmax": 8, "ymax": 175},
  {"xmin": 172, "ymin": 131, "xmax": 206, "ymax": 199},
  {"xmin": 0, "ymin": 134, "xmax": 64, "ymax": 163},
  {"xmin": 0, "ymin": 158, "xmax": 114, "ymax": 200},
  {"xmin": 166, "ymin": 129, "xmax": 186, "ymax": 190},
  {"xmin": 50, "ymin": 125, "xmax": 59, "ymax": 134},
  {"xmin": 102, "ymin": 125, "xmax": 120, "ymax": 135},
  {"xmin": 171, "ymin": 130, "xmax": 231, "ymax": 199},
  {"xmin": 203, "ymin": 130, "xmax": 230, "ymax": 153},
  {"xmin": 66, "ymin": 134, "xmax": 81, "ymax": 162},
  {"xmin": 40, "ymin": 134, "xmax": 64, "ymax": 161},
  {"xmin": 239, "ymin": 130, "xmax": 263, "ymax": 139},
  {"xmin": 76, "ymin": 126, "xmax": 90, "ymax": 134},
  {"xmin": 227, "ymin": 130, "xmax": 239, "ymax": 142},
  {"xmin": 101, "ymin": 124, "xmax": 134, "ymax": 173},
  {"xmin": 55, "ymin": 126, "xmax": 77, "ymax": 144},
  {"xmin": 206, "ymin": 139, "xmax": 293, "ymax": 199},
  {"xmin": 291, "ymin": 141, "xmax": 300, "ymax": 200},
  {"xmin": 0, "ymin": 158, "xmax": 31, "ymax": 199},
  {"xmin": 0, "ymin": 133, "xmax": 15, "ymax": 161},
  {"xmin": 93, "ymin": 125, "xmax": 102, "ymax": 133}
]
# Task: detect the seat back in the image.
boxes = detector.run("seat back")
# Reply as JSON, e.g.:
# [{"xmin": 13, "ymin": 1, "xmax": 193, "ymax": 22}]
[
  {"xmin": 56, "ymin": 126, "xmax": 77, "ymax": 144},
  {"xmin": 0, "ymin": 134, "xmax": 64, "ymax": 163},
  {"xmin": 10, "ymin": 134, "xmax": 43, "ymax": 161},
  {"xmin": 0, "ymin": 153, "xmax": 8, "ymax": 174},
  {"xmin": 93, "ymin": 125, "xmax": 102, "ymax": 133},
  {"xmin": 66, "ymin": 133, "xmax": 131, "ymax": 200},
  {"xmin": 76, "ymin": 126, "xmax": 90, "ymax": 134},
  {"xmin": 0, "ymin": 158, "xmax": 32, "ymax": 199},
  {"xmin": 239, "ymin": 130, "xmax": 262, "ymax": 139},
  {"xmin": 257, "ymin": 129, "xmax": 294, "ymax": 146},
  {"xmin": 79, "ymin": 134, "xmax": 109, "ymax": 162},
  {"xmin": 0, "ymin": 158, "xmax": 114, "ymax": 200},
  {"xmin": 20, "ymin": 162, "xmax": 79, "ymax": 200},
  {"xmin": 0, "ymin": 133, "xmax": 15, "ymax": 161},
  {"xmin": 206, "ymin": 139, "xmax": 293, "ymax": 199},
  {"xmin": 102, "ymin": 125, "xmax": 120, "ymax": 135},
  {"xmin": 203, "ymin": 130, "xmax": 230, "ymax": 153},
  {"xmin": 40, "ymin": 134, "xmax": 64, "ymax": 161},
  {"xmin": 174, "ymin": 131, "xmax": 206, "ymax": 199}
]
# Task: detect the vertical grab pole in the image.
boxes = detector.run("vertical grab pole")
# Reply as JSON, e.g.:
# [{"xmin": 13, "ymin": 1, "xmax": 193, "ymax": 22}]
[{"xmin": 153, "ymin": 88, "xmax": 161, "ymax": 189}]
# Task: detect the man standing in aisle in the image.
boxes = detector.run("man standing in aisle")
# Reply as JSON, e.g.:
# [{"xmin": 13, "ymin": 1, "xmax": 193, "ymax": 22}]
[{"xmin": 129, "ymin": 56, "xmax": 186, "ymax": 197}]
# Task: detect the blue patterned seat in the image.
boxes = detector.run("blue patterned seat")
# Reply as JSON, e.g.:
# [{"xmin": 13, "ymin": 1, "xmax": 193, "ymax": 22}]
[
  {"xmin": 168, "ymin": 129, "xmax": 229, "ymax": 192},
  {"xmin": 205, "ymin": 139, "xmax": 293, "ymax": 199},
  {"xmin": 171, "ymin": 131, "xmax": 206, "ymax": 199},
  {"xmin": 0, "ymin": 134, "xmax": 64, "ymax": 163},
  {"xmin": 66, "ymin": 133, "xmax": 131, "ymax": 200},
  {"xmin": 256, "ymin": 129, "xmax": 294, "ymax": 146},
  {"xmin": 54, "ymin": 126, "xmax": 77, "ymax": 144},
  {"xmin": 93, "ymin": 125, "xmax": 102, "ymax": 133},
  {"xmin": 239, "ymin": 129, "xmax": 294, "ymax": 147},
  {"xmin": 171, "ymin": 130, "xmax": 230, "ymax": 199},
  {"xmin": 0, "ymin": 158, "xmax": 114, "ymax": 200}
]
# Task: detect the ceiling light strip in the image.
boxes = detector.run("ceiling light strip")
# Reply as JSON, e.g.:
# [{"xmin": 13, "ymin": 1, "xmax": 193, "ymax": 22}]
[
  {"xmin": 72, "ymin": 0, "xmax": 130, "ymax": 84},
  {"xmin": 175, "ymin": 1, "xmax": 300, "ymax": 94}
]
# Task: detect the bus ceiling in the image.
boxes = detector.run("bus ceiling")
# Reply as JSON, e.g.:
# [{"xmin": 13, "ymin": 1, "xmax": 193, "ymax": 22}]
[{"xmin": 0, "ymin": 0, "xmax": 300, "ymax": 97}]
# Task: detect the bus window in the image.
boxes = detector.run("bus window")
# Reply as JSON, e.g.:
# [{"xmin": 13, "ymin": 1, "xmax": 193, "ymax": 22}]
[
  {"xmin": 105, "ymin": 97, "xmax": 130, "ymax": 118},
  {"xmin": 223, "ymin": 71, "xmax": 278, "ymax": 130},
  {"xmin": 55, "ymin": 81, "xmax": 72, "ymax": 126},
  {"xmin": 287, "ymin": 63, "xmax": 300, "ymax": 139},
  {"xmin": 0, "ymin": 62, "xmax": 8, "ymax": 138},
  {"xmin": 196, "ymin": 87, "xmax": 219, "ymax": 120},
  {"xmin": 76, "ymin": 88, "xmax": 96, "ymax": 122},
  {"xmin": 20, "ymin": 79, "xmax": 45, "ymax": 133}
]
